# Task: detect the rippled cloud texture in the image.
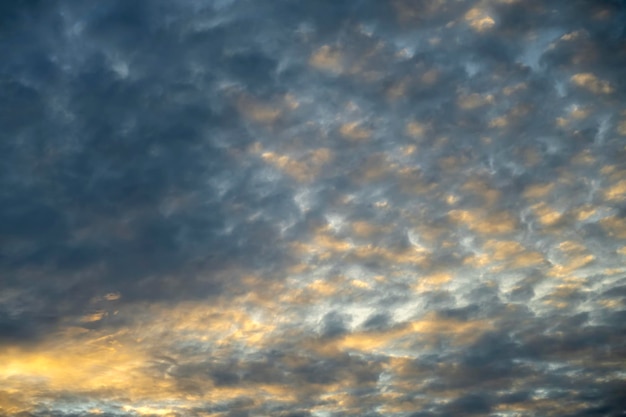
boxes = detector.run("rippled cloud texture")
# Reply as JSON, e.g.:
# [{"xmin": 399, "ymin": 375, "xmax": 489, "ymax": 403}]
[{"xmin": 2, "ymin": 0, "xmax": 626, "ymax": 416}]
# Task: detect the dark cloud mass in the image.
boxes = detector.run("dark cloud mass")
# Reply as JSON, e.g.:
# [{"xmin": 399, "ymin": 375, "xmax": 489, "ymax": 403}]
[{"xmin": 1, "ymin": 0, "xmax": 626, "ymax": 416}]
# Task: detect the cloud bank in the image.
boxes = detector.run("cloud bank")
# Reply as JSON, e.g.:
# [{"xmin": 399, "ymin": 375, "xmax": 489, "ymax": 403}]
[{"xmin": 1, "ymin": 0, "xmax": 625, "ymax": 416}]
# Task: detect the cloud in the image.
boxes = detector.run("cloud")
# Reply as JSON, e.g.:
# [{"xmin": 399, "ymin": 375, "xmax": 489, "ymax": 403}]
[{"xmin": 1, "ymin": 0, "xmax": 626, "ymax": 416}]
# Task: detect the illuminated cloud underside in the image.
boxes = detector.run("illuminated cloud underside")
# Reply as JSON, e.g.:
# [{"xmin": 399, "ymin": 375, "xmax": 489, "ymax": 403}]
[{"xmin": 1, "ymin": 0, "xmax": 625, "ymax": 416}]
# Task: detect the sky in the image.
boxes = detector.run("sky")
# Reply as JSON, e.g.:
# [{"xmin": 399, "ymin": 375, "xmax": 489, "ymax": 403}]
[{"xmin": 1, "ymin": 0, "xmax": 626, "ymax": 416}]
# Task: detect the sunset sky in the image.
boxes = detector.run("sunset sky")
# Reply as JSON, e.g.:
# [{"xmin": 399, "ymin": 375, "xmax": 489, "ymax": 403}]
[{"xmin": 1, "ymin": 1, "xmax": 626, "ymax": 416}]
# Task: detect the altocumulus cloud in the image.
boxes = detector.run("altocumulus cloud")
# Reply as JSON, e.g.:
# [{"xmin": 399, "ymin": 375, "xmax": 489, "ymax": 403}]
[{"xmin": 1, "ymin": 0, "xmax": 626, "ymax": 416}]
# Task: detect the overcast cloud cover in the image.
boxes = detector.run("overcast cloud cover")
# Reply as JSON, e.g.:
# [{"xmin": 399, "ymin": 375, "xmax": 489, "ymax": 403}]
[{"xmin": 1, "ymin": 0, "xmax": 626, "ymax": 416}]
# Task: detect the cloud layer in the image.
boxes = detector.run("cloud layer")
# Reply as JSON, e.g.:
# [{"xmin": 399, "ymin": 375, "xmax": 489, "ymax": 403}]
[{"xmin": 1, "ymin": 0, "xmax": 625, "ymax": 416}]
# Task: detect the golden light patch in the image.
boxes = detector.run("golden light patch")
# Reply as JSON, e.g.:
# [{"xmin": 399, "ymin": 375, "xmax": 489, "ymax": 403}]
[
  {"xmin": 510, "ymin": 104, "xmax": 530, "ymax": 118},
  {"xmin": 601, "ymin": 164, "xmax": 617, "ymax": 175},
  {"xmin": 523, "ymin": 183, "xmax": 555, "ymax": 199},
  {"xmin": 547, "ymin": 282, "xmax": 586, "ymax": 300},
  {"xmin": 484, "ymin": 240, "xmax": 525, "ymax": 260},
  {"xmin": 617, "ymin": 120, "xmax": 626, "ymax": 135},
  {"xmin": 384, "ymin": 356, "xmax": 417, "ymax": 378},
  {"xmin": 405, "ymin": 121, "xmax": 426, "ymax": 138},
  {"xmin": 593, "ymin": 8, "xmax": 613, "ymax": 20},
  {"xmin": 291, "ymin": 229, "xmax": 354, "ymax": 260},
  {"xmin": 464, "ymin": 253, "xmax": 491, "ymax": 268},
  {"xmin": 412, "ymin": 225, "xmax": 445, "ymax": 244},
  {"xmin": 539, "ymin": 399, "xmax": 590, "ymax": 415},
  {"xmin": 603, "ymin": 267, "xmax": 626, "ymax": 276},
  {"xmin": 574, "ymin": 205, "xmax": 596, "ymax": 221},
  {"xmin": 600, "ymin": 216, "xmax": 626, "ymax": 238},
  {"xmin": 308, "ymin": 279, "xmax": 339, "ymax": 296},
  {"xmin": 560, "ymin": 30, "xmax": 586, "ymax": 41},
  {"xmin": 435, "ymin": 136, "xmax": 450, "ymax": 148},
  {"xmin": 509, "ymin": 251, "xmax": 544, "ymax": 268},
  {"xmin": 428, "ymin": 37, "xmax": 442, "ymax": 46},
  {"xmin": 234, "ymin": 278, "xmax": 292, "ymax": 311},
  {"xmin": 606, "ymin": 168, "xmax": 626, "ymax": 184},
  {"xmin": 483, "ymin": 240, "xmax": 543, "ymax": 270},
  {"xmin": 122, "ymin": 406, "xmax": 176, "ymax": 416},
  {"xmin": 402, "ymin": 144, "xmax": 417, "ymax": 155},
  {"xmin": 284, "ymin": 93, "xmax": 299, "ymax": 110},
  {"xmin": 570, "ymin": 73, "xmax": 614, "ymax": 94},
  {"xmin": 571, "ymin": 150, "xmax": 595, "ymax": 165},
  {"xmin": 604, "ymin": 179, "xmax": 626, "ymax": 201},
  {"xmin": 162, "ymin": 302, "xmax": 277, "ymax": 344},
  {"xmin": 317, "ymin": 391, "xmax": 360, "ymax": 409},
  {"xmin": 261, "ymin": 152, "xmax": 312, "ymax": 181},
  {"xmin": 489, "ymin": 115, "xmax": 508, "ymax": 128},
  {"xmin": 378, "ymin": 399, "xmax": 430, "ymax": 414},
  {"xmin": 0, "ymin": 390, "xmax": 29, "ymax": 414},
  {"xmin": 490, "ymin": 111, "xmax": 519, "ymax": 130},
  {"xmin": 462, "ymin": 179, "xmax": 501, "ymax": 206},
  {"xmin": 80, "ymin": 310, "xmax": 107, "ymax": 323},
  {"xmin": 0, "ymin": 333, "xmax": 149, "ymax": 397},
  {"xmin": 260, "ymin": 148, "xmax": 332, "ymax": 183},
  {"xmin": 557, "ymin": 105, "xmax": 592, "ymax": 128},
  {"xmin": 464, "ymin": 8, "xmax": 496, "ymax": 32},
  {"xmin": 339, "ymin": 331, "xmax": 393, "ymax": 352},
  {"xmin": 104, "ymin": 292, "xmax": 121, "ymax": 301},
  {"xmin": 309, "ymin": 45, "xmax": 344, "ymax": 73},
  {"xmin": 386, "ymin": 78, "xmax": 409, "ymax": 100},
  {"xmin": 599, "ymin": 299, "xmax": 623, "ymax": 309},
  {"xmin": 337, "ymin": 314, "xmax": 492, "ymax": 353},
  {"xmin": 351, "ymin": 221, "xmax": 388, "ymax": 238},
  {"xmin": 339, "ymin": 121, "xmax": 372, "ymax": 140},
  {"xmin": 569, "ymin": 105, "xmax": 590, "ymax": 119},
  {"xmin": 457, "ymin": 92, "xmax": 494, "ymax": 109},
  {"xmin": 503, "ymin": 82, "xmax": 526, "ymax": 95},
  {"xmin": 237, "ymin": 97, "xmax": 282, "ymax": 124},
  {"xmin": 2, "ymin": 295, "xmax": 375, "ymax": 413},
  {"xmin": 309, "ymin": 147, "xmax": 333, "ymax": 165},
  {"xmin": 421, "ymin": 68, "xmax": 439, "ymax": 85},
  {"xmin": 351, "ymin": 279, "xmax": 371, "ymax": 289},
  {"xmin": 617, "ymin": 246, "xmax": 626, "ymax": 256},
  {"xmin": 409, "ymin": 313, "xmax": 494, "ymax": 345},
  {"xmin": 446, "ymin": 194, "xmax": 459, "ymax": 205},
  {"xmin": 352, "ymin": 244, "xmax": 429, "ymax": 267},
  {"xmin": 558, "ymin": 240, "xmax": 587, "ymax": 254},
  {"xmin": 531, "ymin": 203, "xmax": 562, "ymax": 226},
  {"xmin": 438, "ymin": 156, "xmax": 464, "ymax": 172},
  {"xmin": 257, "ymin": 384, "xmax": 299, "ymax": 402},
  {"xmin": 314, "ymin": 231, "xmax": 353, "ymax": 252},
  {"xmin": 449, "ymin": 209, "xmax": 517, "ymax": 235},
  {"xmin": 549, "ymin": 255, "xmax": 595, "ymax": 277},
  {"xmin": 413, "ymin": 272, "xmax": 452, "ymax": 292},
  {"xmin": 543, "ymin": 299, "xmax": 569, "ymax": 309}
]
